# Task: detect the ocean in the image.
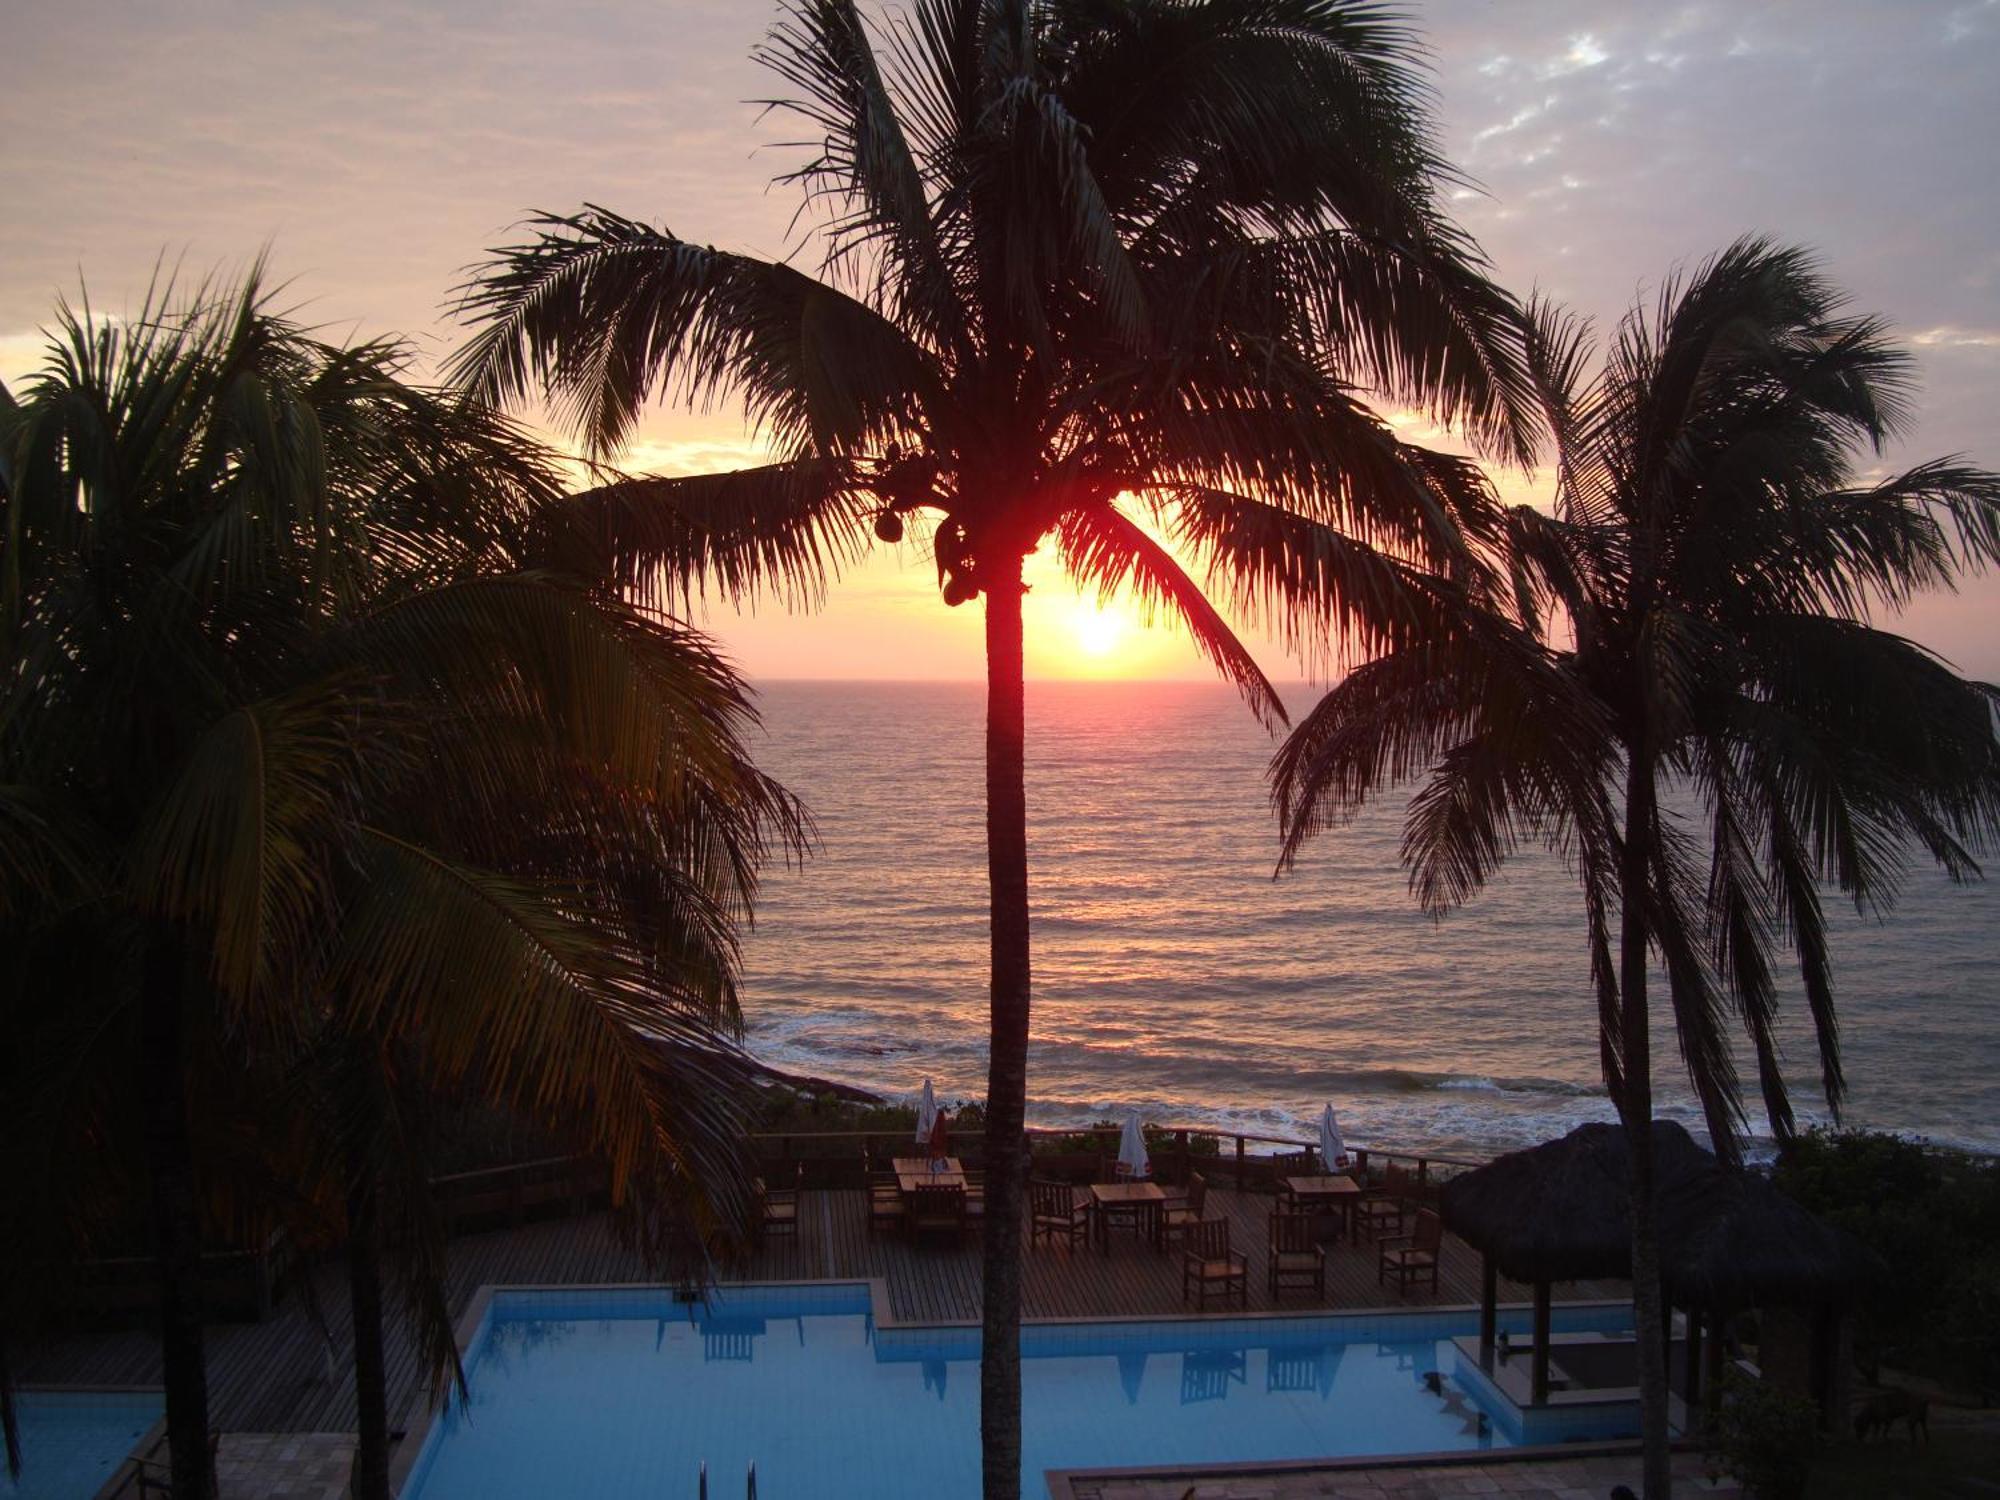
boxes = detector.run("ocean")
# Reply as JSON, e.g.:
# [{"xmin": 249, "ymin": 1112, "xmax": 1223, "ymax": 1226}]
[{"xmin": 737, "ymin": 680, "xmax": 2000, "ymax": 1161}]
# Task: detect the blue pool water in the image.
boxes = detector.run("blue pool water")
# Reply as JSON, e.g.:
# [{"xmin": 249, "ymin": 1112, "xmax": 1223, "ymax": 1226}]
[
  {"xmin": 402, "ymin": 1286, "xmax": 1632, "ymax": 1498},
  {"xmin": 2, "ymin": 1391, "xmax": 161, "ymax": 1500}
]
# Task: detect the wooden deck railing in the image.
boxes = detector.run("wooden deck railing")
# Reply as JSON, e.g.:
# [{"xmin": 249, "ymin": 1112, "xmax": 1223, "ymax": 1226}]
[
  {"xmin": 745, "ymin": 1124, "xmax": 1485, "ymax": 1193},
  {"xmin": 429, "ymin": 1154, "xmax": 608, "ymax": 1232},
  {"xmin": 72, "ymin": 1231, "xmax": 294, "ymax": 1323}
]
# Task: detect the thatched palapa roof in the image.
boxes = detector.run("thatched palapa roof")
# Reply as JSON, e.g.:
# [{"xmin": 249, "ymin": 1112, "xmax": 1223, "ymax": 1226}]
[
  {"xmin": 1440, "ymin": 1120, "xmax": 1883, "ymax": 1309},
  {"xmin": 1439, "ymin": 1121, "xmax": 1711, "ymax": 1285},
  {"xmin": 1665, "ymin": 1165, "xmax": 1884, "ymax": 1311}
]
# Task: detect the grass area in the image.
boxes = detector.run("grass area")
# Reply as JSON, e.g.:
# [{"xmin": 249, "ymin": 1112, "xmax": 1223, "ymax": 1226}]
[{"xmin": 1804, "ymin": 1409, "xmax": 2000, "ymax": 1498}]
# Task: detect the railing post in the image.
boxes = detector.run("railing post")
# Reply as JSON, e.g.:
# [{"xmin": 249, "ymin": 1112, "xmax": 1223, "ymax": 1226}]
[{"xmin": 1235, "ymin": 1134, "xmax": 1246, "ymax": 1189}]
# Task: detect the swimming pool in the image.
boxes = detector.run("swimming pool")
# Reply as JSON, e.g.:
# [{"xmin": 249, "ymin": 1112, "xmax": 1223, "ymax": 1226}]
[
  {"xmin": 2, "ymin": 1390, "xmax": 162, "ymax": 1500},
  {"xmin": 400, "ymin": 1285, "xmax": 1633, "ymax": 1498}
]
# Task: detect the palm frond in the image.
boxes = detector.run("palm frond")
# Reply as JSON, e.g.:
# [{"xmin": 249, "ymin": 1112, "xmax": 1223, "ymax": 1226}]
[
  {"xmin": 1055, "ymin": 503, "xmax": 1283, "ymax": 727},
  {"xmin": 1166, "ymin": 484, "xmax": 1465, "ymax": 670},
  {"xmin": 756, "ymin": 0, "xmax": 972, "ymax": 353},
  {"xmin": 536, "ymin": 459, "xmax": 871, "ymax": 611},
  {"xmin": 128, "ymin": 676, "xmax": 387, "ymax": 1020},
  {"xmin": 0, "ymin": 785, "xmax": 102, "ymax": 921},
  {"xmin": 335, "ymin": 831, "xmax": 753, "ymax": 1232},
  {"xmin": 448, "ymin": 207, "xmax": 939, "ymax": 458}
]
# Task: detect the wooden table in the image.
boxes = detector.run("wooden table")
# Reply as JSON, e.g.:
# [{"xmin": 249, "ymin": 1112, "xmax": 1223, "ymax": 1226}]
[
  {"xmin": 894, "ymin": 1157, "xmax": 966, "ymax": 1192},
  {"xmin": 1089, "ymin": 1181, "xmax": 1167, "ymax": 1253},
  {"xmin": 1283, "ymin": 1174, "xmax": 1361, "ymax": 1243}
]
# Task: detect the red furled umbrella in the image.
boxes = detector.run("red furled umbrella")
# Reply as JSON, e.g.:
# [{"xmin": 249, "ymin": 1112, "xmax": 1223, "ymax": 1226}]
[{"xmin": 927, "ymin": 1110, "xmax": 951, "ymax": 1168}]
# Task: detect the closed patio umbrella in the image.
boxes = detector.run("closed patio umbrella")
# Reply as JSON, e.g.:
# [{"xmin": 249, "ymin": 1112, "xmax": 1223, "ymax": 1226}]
[
  {"xmin": 926, "ymin": 1108, "xmax": 951, "ymax": 1168},
  {"xmin": 914, "ymin": 1078, "xmax": 937, "ymax": 1146},
  {"xmin": 1318, "ymin": 1104, "xmax": 1348, "ymax": 1172},
  {"xmin": 1117, "ymin": 1349, "xmax": 1149, "ymax": 1405},
  {"xmin": 1117, "ymin": 1111, "xmax": 1150, "ymax": 1179}
]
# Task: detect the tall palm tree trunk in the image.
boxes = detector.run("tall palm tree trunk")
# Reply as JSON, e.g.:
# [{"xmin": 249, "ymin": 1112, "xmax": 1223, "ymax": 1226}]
[
  {"xmin": 979, "ymin": 552, "xmax": 1031, "ymax": 1500},
  {"xmin": 345, "ymin": 1136, "xmax": 392, "ymax": 1500},
  {"xmin": 1617, "ymin": 755, "xmax": 1672, "ymax": 1500},
  {"xmin": 140, "ymin": 936, "xmax": 217, "ymax": 1500}
]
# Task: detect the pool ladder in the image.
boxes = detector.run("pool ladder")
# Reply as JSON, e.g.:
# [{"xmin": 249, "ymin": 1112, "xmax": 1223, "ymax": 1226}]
[{"xmin": 697, "ymin": 1460, "xmax": 758, "ymax": 1498}]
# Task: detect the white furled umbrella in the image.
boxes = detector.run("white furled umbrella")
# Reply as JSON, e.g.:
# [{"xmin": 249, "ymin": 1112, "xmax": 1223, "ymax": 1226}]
[
  {"xmin": 915, "ymin": 1079, "xmax": 938, "ymax": 1145},
  {"xmin": 1117, "ymin": 1110, "xmax": 1150, "ymax": 1179},
  {"xmin": 1318, "ymin": 1103, "xmax": 1348, "ymax": 1173}
]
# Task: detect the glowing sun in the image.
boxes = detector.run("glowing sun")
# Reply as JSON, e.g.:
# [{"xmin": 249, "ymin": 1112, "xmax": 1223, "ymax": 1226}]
[{"xmin": 1070, "ymin": 600, "xmax": 1126, "ymax": 659}]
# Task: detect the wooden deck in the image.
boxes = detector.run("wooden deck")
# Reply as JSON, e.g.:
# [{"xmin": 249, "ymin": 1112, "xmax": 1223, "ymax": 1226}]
[{"xmin": 19, "ymin": 1186, "xmax": 1625, "ymax": 1436}]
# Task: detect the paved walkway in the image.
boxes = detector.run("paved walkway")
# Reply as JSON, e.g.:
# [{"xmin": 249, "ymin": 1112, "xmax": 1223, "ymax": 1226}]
[
  {"xmin": 1059, "ymin": 1451, "xmax": 1737, "ymax": 1499},
  {"xmin": 214, "ymin": 1434, "xmax": 355, "ymax": 1499},
  {"xmin": 118, "ymin": 1432, "xmax": 355, "ymax": 1499}
]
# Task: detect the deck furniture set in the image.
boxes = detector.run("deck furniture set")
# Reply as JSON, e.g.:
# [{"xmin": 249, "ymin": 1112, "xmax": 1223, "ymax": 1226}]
[
  {"xmin": 862, "ymin": 1156, "xmax": 987, "ymax": 1242},
  {"xmin": 775, "ymin": 1150, "xmax": 1443, "ymax": 1309}
]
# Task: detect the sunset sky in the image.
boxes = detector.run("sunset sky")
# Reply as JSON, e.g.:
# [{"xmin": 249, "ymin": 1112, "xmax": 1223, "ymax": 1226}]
[{"xmin": 5, "ymin": 0, "xmax": 1996, "ymax": 684}]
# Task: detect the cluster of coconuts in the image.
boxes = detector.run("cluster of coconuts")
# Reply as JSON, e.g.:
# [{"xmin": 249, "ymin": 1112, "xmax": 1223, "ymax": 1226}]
[
  {"xmin": 934, "ymin": 516, "xmax": 977, "ymax": 605},
  {"xmin": 869, "ymin": 442, "xmax": 979, "ymax": 605}
]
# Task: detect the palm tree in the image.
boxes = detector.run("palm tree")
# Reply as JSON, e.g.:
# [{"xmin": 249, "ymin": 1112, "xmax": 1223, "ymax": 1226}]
[
  {"xmin": 303, "ymin": 573, "xmax": 797, "ymax": 1499},
  {"xmin": 449, "ymin": 2, "xmax": 1540, "ymax": 1491},
  {"xmin": 1272, "ymin": 238, "xmax": 2000, "ymax": 1498},
  {"xmin": 0, "ymin": 272, "xmax": 799, "ymax": 1496}
]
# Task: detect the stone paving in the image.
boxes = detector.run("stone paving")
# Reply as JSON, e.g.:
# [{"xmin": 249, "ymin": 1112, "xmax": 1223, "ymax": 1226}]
[
  {"xmin": 126, "ymin": 1433, "xmax": 354, "ymax": 1499},
  {"xmin": 1062, "ymin": 1450, "xmax": 1738, "ymax": 1499},
  {"xmin": 216, "ymin": 1434, "xmax": 354, "ymax": 1499}
]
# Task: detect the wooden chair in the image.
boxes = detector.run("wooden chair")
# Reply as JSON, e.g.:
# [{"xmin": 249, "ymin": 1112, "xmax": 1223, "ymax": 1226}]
[
  {"xmin": 1159, "ymin": 1171, "xmax": 1207, "ymax": 1250},
  {"xmin": 907, "ymin": 1182, "xmax": 967, "ymax": 1243},
  {"xmin": 1269, "ymin": 1150, "xmax": 1312, "ymax": 1197},
  {"xmin": 964, "ymin": 1169, "xmax": 987, "ymax": 1230},
  {"xmin": 1029, "ymin": 1177, "xmax": 1091, "ymax": 1249},
  {"xmin": 753, "ymin": 1165, "xmax": 801, "ymax": 1244},
  {"xmin": 1357, "ymin": 1167, "xmax": 1413, "ymax": 1239},
  {"xmin": 1181, "ymin": 1218, "xmax": 1247, "ymax": 1309},
  {"xmin": 1267, "ymin": 1210, "xmax": 1326, "ymax": 1301},
  {"xmin": 866, "ymin": 1171, "xmax": 904, "ymax": 1236},
  {"xmin": 1377, "ymin": 1208, "xmax": 1442, "ymax": 1296}
]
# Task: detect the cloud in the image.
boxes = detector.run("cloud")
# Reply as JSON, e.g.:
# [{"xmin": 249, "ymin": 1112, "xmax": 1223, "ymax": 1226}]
[
  {"xmin": 3, "ymin": 0, "xmax": 1996, "ymax": 681},
  {"xmin": 1909, "ymin": 327, "xmax": 2000, "ymax": 350},
  {"xmin": 0, "ymin": 330, "xmax": 49, "ymax": 390}
]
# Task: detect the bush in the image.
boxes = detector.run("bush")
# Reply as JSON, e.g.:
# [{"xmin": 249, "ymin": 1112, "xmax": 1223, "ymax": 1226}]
[
  {"xmin": 1774, "ymin": 1128, "xmax": 2000, "ymax": 1397},
  {"xmin": 1028, "ymin": 1122, "xmax": 1222, "ymax": 1160},
  {"xmin": 1703, "ymin": 1369, "xmax": 1820, "ymax": 1500}
]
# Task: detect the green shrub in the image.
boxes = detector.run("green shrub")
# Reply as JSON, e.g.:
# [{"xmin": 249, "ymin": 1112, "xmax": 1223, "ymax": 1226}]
[
  {"xmin": 1774, "ymin": 1128, "xmax": 2000, "ymax": 1396},
  {"xmin": 1027, "ymin": 1122, "xmax": 1223, "ymax": 1159},
  {"xmin": 1703, "ymin": 1369, "xmax": 1819, "ymax": 1500}
]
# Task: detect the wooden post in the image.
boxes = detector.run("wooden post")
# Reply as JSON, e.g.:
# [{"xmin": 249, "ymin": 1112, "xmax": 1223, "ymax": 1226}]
[
  {"xmin": 1531, "ymin": 1280, "xmax": 1552, "ymax": 1405},
  {"xmin": 1664, "ymin": 1291, "xmax": 1678, "ymax": 1389},
  {"xmin": 1176, "ymin": 1129, "xmax": 1189, "ymax": 1185},
  {"xmin": 1235, "ymin": 1134, "xmax": 1246, "ymax": 1189},
  {"xmin": 1703, "ymin": 1311, "xmax": 1726, "ymax": 1417},
  {"xmin": 1684, "ymin": 1302, "xmax": 1704, "ymax": 1409},
  {"xmin": 1478, "ymin": 1255, "xmax": 1498, "ymax": 1367}
]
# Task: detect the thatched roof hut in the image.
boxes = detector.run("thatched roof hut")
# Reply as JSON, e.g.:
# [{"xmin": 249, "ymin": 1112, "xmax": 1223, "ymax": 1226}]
[
  {"xmin": 1665, "ymin": 1165, "xmax": 1884, "ymax": 1312},
  {"xmin": 1442, "ymin": 1119, "xmax": 1883, "ymax": 1423},
  {"xmin": 1438, "ymin": 1120, "xmax": 1715, "ymax": 1286},
  {"xmin": 1441, "ymin": 1119, "xmax": 1882, "ymax": 1310}
]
